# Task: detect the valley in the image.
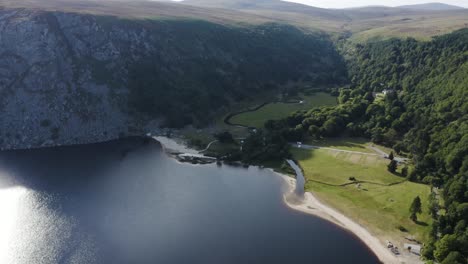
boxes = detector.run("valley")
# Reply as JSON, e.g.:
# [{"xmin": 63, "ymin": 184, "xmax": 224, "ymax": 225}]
[{"xmin": 0, "ymin": 0, "xmax": 466, "ymax": 263}]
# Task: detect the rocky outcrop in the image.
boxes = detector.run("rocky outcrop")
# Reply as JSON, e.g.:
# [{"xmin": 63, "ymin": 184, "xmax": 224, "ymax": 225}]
[
  {"xmin": 0, "ymin": 7, "xmax": 345, "ymax": 150},
  {"xmin": 0, "ymin": 9, "xmax": 156, "ymax": 149}
]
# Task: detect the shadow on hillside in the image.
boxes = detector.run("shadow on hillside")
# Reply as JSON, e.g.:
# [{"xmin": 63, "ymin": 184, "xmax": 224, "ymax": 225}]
[
  {"xmin": 290, "ymin": 146, "xmax": 315, "ymax": 161},
  {"xmin": 415, "ymin": 220, "xmax": 429, "ymax": 226}
]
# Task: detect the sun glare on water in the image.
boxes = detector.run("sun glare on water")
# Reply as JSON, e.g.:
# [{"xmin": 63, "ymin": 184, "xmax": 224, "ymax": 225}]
[{"xmin": 0, "ymin": 186, "xmax": 27, "ymax": 262}]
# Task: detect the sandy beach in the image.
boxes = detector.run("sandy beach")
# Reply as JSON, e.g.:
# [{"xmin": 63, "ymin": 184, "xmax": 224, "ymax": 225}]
[{"xmin": 278, "ymin": 173, "xmax": 422, "ymax": 264}]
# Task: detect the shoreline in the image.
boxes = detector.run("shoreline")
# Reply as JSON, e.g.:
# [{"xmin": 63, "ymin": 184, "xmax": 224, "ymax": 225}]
[
  {"xmin": 153, "ymin": 136, "xmax": 418, "ymax": 264},
  {"xmin": 277, "ymin": 172, "xmax": 420, "ymax": 264}
]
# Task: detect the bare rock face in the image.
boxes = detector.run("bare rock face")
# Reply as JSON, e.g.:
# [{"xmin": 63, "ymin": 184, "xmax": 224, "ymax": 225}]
[{"xmin": 0, "ymin": 9, "xmax": 148, "ymax": 149}]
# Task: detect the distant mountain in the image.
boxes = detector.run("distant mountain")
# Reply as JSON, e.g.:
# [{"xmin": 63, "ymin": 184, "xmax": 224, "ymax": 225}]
[
  {"xmin": 398, "ymin": 2, "xmax": 464, "ymax": 10},
  {"xmin": 182, "ymin": 0, "xmax": 468, "ymax": 39},
  {"xmin": 0, "ymin": 0, "xmax": 467, "ymax": 41},
  {"xmin": 182, "ymin": 0, "xmax": 344, "ymax": 20},
  {"xmin": 184, "ymin": 0, "xmax": 312, "ymax": 10}
]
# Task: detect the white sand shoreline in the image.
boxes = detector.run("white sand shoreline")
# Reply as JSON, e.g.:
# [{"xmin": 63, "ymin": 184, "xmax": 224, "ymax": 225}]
[{"xmin": 276, "ymin": 172, "xmax": 421, "ymax": 264}]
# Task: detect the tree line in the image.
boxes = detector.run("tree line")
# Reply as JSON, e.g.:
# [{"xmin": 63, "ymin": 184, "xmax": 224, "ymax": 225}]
[
  {"xmin": 252, "ymin": 29, "xmax": 467, "ymax": 263},
  {"xmin": 126, "ymin": 21, "xmax": 347, "ymax": 128}
]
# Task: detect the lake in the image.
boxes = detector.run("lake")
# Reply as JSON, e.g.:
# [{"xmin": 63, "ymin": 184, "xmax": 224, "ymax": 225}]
[{"xmin": 0, "ymin": 137, "xmax": 379, "ymax": 263}]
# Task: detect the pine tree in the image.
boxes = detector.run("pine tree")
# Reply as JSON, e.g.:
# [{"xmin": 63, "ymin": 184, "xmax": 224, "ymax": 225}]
[
  {"xmin": 410, "ymin": 196, "xmax": 422, "ymax": 222},
  {"xmin": 389, "ymin": 151, "xmax": 394, "ymax": 161},
  {"xmin": 387, "ymin": 160, "xmax": 397, "ymax": 173},
  {"xmin": 401, "ymin": 166, "xmax": 408, "ymax": 177}
]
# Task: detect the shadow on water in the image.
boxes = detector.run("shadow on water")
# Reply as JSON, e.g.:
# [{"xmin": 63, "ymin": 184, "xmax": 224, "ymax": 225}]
[
  {"xmin": 0, "ymin": 137, "xmax": 380, "ymax": 264},
  {"xmin": 0, "ymin": 137, "xmax": 159, "ymax": 191}
]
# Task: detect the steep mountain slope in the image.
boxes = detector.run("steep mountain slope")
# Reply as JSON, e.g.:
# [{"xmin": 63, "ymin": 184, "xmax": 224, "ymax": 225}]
[
  {"xmin": 340, "ymin": 29, "xmax": 468, "ymax": 263},
  {"xmin": 262, "ymin": 29, "xmax": 468, "ymax": 263},
  {"xmin": 0, "ymin": 6, "xmax": 345, "ymax": 149}
]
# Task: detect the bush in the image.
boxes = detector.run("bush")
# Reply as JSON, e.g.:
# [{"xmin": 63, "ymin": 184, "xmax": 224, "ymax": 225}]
[
  {"xmin": 214, "ymin": 131, "xmax": 234, "ymax": 143},
  {"xmin": 401, "ymin": 166, "xmax": 408, "ymax": 177},
  {"xmin": 434, "ymin": 235, "xmax": 459, "ymax": 262},
  {"xmin": 397, "ymin": 225, "xmax": 408, "ymax": 232},
  {"xmin": 441, "ymin": 251, "xmax": 463, "ymax": 264}
]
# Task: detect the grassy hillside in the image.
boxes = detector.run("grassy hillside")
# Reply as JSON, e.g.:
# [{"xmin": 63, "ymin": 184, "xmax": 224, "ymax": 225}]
[
  {"xmin": 292, "ymin": 145, "xmax": 432, "ymax": 246},
  {"xmin": 0, "ymin": 0, "xmax": 273, "ymax": 25},
  {"xmin": 347, "ymin": 9, "xmax": 468, "ymax": 42},
  {"xmin": 398, "ymin": 3, "xmax": 464, "ymax": 10},
  {"xmin": 183, "ymin": 0, "xmax": 468, "ymax": 40},
  {"xmin": 2, "ymin": 0, "xmax": 467, "ymax": 40}
]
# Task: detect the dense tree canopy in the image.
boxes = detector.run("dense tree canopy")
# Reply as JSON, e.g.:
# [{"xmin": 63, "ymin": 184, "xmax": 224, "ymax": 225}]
[
  {"xmin": 267, "ymin": 29, "xmax": 467, "ymax": 263},
  {"xmin": 348, "ymin": 30, "xmax": 468, "ymax": 263},
  {"xmin": 126, "ymin": 21, "xmax": 347, "ymax": 127}
]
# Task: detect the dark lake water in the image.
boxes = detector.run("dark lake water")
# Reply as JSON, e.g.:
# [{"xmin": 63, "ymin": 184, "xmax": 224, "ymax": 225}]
[{"xmin": 0, "ymin": 138, "xmax": 380, "ymax": 263}]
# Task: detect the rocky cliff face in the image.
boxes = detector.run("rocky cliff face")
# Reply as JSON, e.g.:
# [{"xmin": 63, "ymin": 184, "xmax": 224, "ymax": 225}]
[
  {"xmin": 0, "ymin": 8, "xmax": 345, "ymax": 149},
  {"xmin": 0, "ymin": 9, "xmax": 137, "ymax": 149}
]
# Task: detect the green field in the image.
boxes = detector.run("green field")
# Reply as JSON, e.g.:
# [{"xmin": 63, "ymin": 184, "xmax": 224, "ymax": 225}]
[
  {"xmin": 305, "ymin": 137, "xmax": 408, "ymax": 159},
  {"xmin": 292, "ymin": 147, "xmax": 431, "ymax": 243},
  {"xmin": 230, "ymin": 92, "xmax": 337, "ymax": 128},
  {"xmin": 293, "ymin": 148, "xmax": 400, "ymax": 185},
  {"xmin": 305, "ymin": 137, "xmax": 376, "ymax": 153}
]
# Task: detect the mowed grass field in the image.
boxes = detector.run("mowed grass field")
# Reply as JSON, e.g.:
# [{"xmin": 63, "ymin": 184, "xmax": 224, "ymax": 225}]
[
  {"xmin": 292, "ymin": 147, "xmax": 432, "ymax": 243},
  {"xmin": 230, "ymin": 92, "xmax": 337, "ymax": 128},
  {"xmin": 305, "ymin": 137, "xmax": 376, "ymax": 154},
  {"xmin": 294, "ymin": 148, "xmax": 400, "ymax": 185}
]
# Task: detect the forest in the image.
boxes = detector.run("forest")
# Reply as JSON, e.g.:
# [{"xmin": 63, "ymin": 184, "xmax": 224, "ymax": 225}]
[
  {"xmin": 248, "ymin": 29, "xmax": 467, "ymax": 263},
  {"xmin": 126, "ymin": 22, "xmax": 347, "ymax": 128}
]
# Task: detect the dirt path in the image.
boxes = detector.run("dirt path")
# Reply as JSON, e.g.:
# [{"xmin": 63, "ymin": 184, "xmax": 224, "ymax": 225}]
[
  {"xmin": 368, "ymin": 146, "xmax": 409, "ymax": 163},
  {"xmin": 368, "ymin": 145, "xmax": 388, "ymax": 156},
  {"xmin": 223, "ymin": 102, "xmax": 269, "ymax": 128},
  {"xmin": 199, "ymin": 140, "xmax": 218, "ymax": 152}
]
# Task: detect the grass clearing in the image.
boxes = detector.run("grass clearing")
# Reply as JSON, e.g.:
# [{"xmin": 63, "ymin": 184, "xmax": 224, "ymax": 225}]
[
  {"xmin": 292, "ymin": 146, "xmax": 432, "ymax": 244},
  {"xmin": 310, "ymin": 181, "xmax": 432, "ymax": 243},
  {"xmin": 230, "ymin": 92, "xmax": 337, "ymax": 128},
  {"xmin": 292, "ymin": 148, "xmax": 400, "ymax": 185},
  {"xmin": 305, "ymin": 137, "xmax": 375, "ymax": 153}
]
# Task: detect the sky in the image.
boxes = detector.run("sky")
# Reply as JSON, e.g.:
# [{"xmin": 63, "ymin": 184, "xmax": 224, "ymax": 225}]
[{"xmin": 282, "ymin": 0, "xmax": 468, "ymax": 8}]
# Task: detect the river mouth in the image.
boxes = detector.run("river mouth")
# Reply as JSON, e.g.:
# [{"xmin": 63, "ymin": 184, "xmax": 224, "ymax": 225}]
[{"xmin": 0, "ymin": 137, "xmax": 379, "ymax": 264}]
